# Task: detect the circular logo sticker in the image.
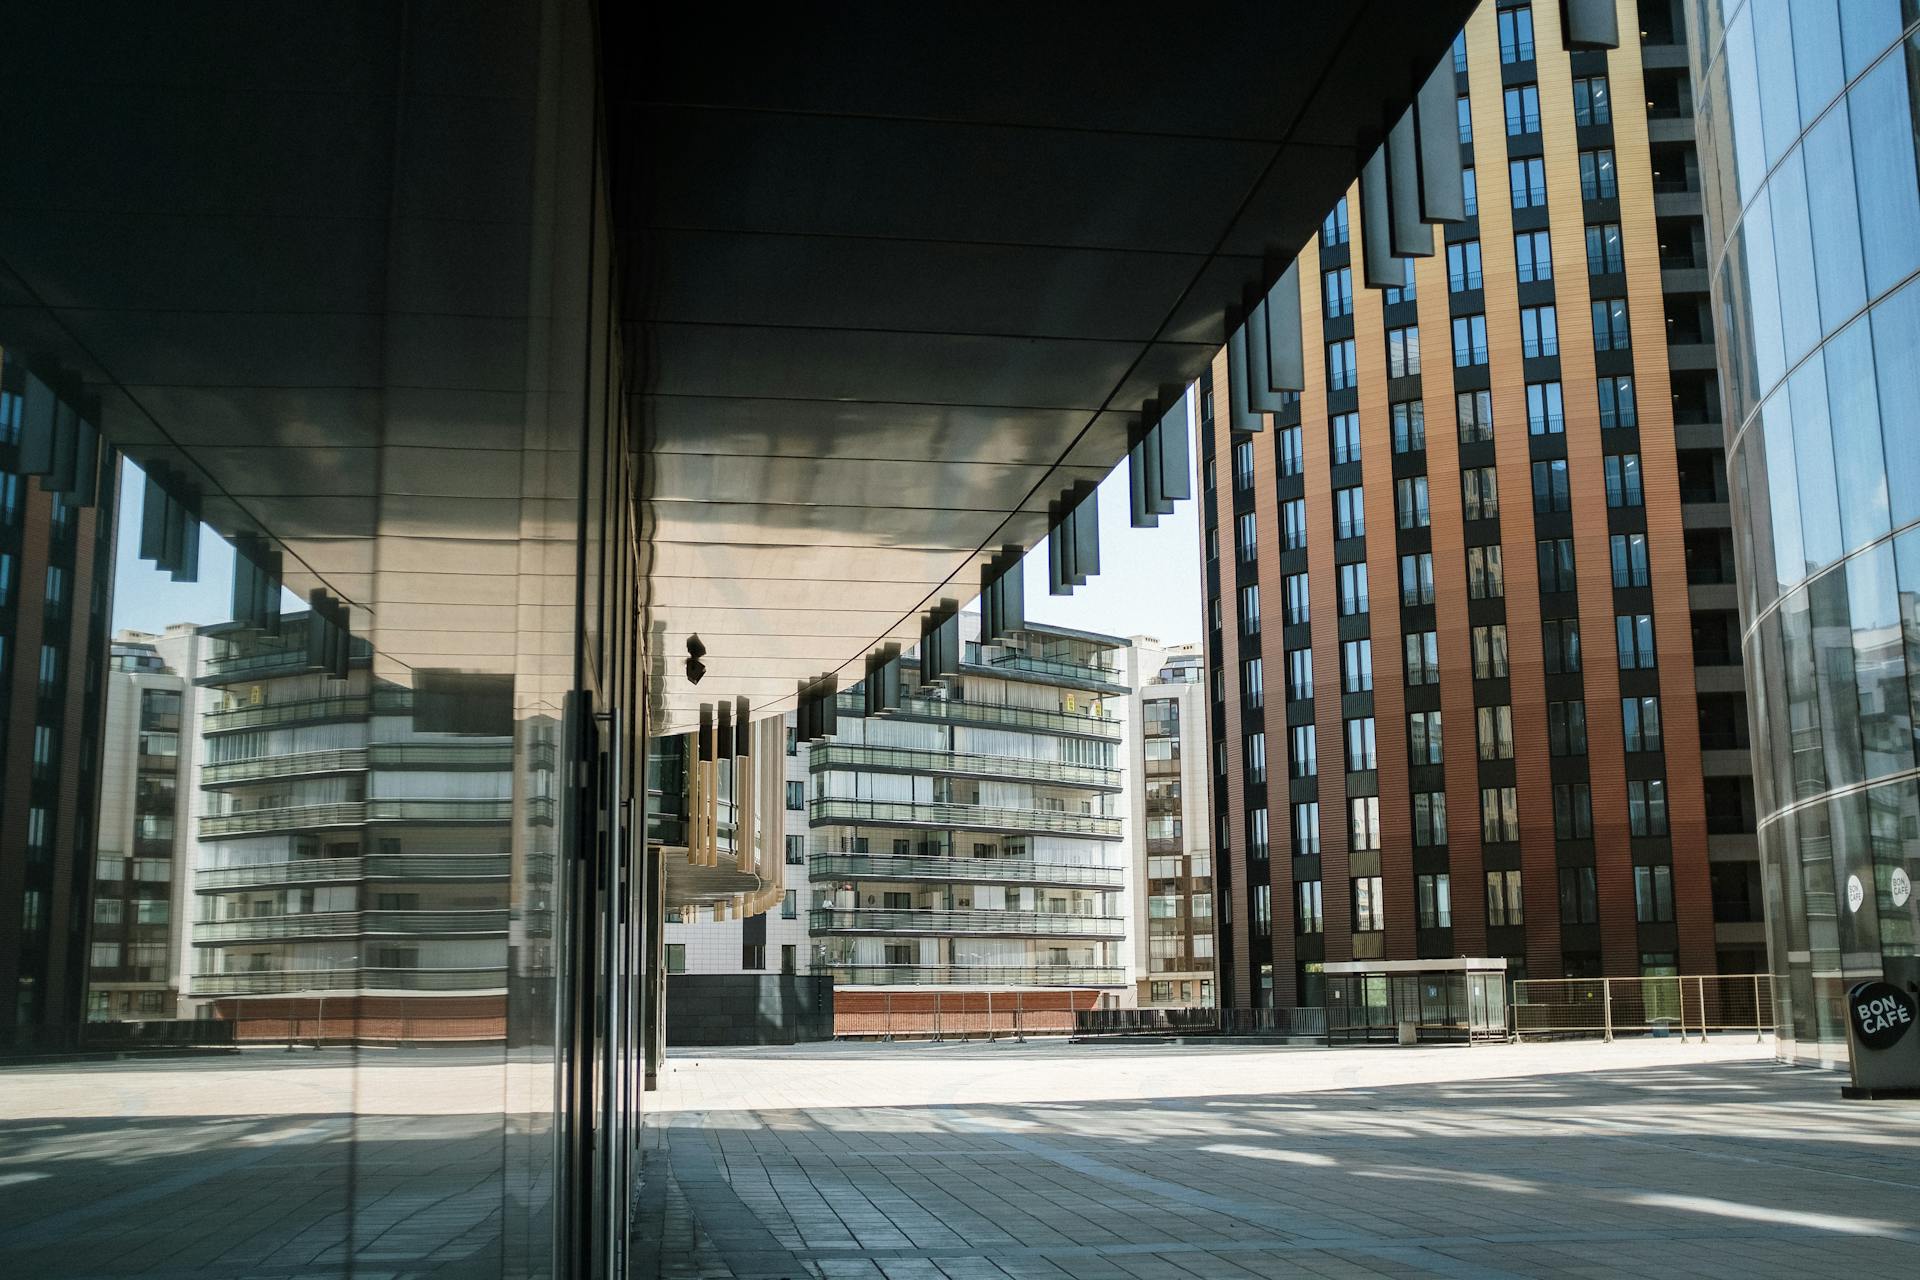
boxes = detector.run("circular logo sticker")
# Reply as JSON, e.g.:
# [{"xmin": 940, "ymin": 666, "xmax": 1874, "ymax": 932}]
[
  {"xmin": 1894, "ymin": 867, "xmax": 1913, "ymax": 909},
  {"xmin": 1848, "ymin": 979, "xmax": 1917, "ymax": 1051},
  {"xmin": 1847, "ymin": 874, "xmax": 1865, "ymax": 913}
]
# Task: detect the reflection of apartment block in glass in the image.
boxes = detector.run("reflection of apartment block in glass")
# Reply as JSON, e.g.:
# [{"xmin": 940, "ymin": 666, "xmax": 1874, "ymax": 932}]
[
  {"xmin": 186, "ymin": 616, "xmax": 515, "ymax": 1044},
  {"xmin": 1127, "ymin": 641, "xmax": 1217, "ymax": 1008}
]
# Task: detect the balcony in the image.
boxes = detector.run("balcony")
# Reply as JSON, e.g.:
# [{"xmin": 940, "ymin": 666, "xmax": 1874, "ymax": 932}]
[
  {"xmin": 200, "ymin": 798, "xmax": 514, "ymax": 839},
  {"xmin": 194, "ymin": 853, "xmax": 513, "ymax": 891},
  {"xmin": 808, "ymin": 852, "xmax": 1123, "ymax": 888},
  {"xmin": 808, "ymin": 797, "xmax": 1121, "ymax": 839},
  {"xmin": 837, "ymin": 691, "xmax": 1120, "ymax": 740},
  {"xmin": 202, "ymin": 748, "xmax": 369, "ymax": 787},
  {"xmin": 200, "ymin": 647, "xmax": 325, "ymax": 680},
  {"xmin": 809, "ymin": 907, "xmax": 1124, "ymax": 938},
  {"xmin": 190, "ymin": 966, "xmax": 508, "ymax": 996},
  {"xmin": 203, "ymin": 695, "xmax": 372, "ymax": 734},
  {"xmin": 806, "ymin": 742, "xmax": 1121, "ymax": 791},
  {"xmin": 962, "ymin": 644, "xmax": 1127, "ymax": 694},
  {"xmin": 816, "ymin": 963, "xmax": 1126, "ymax": 987},
  {"xmin": 192, "ymin": 908, "xmax": 509, "ymax": 945}
]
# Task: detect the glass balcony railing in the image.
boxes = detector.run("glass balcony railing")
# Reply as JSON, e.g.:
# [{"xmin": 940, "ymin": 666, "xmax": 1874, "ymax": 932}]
[
  {"xmin": 200, "ymin": 798, "xmax": 514, "ymax": 838},
  {"xmin": 835, "ymin": 691, "xmax": 1120, "ymax": 739},
  {"xmin": 815, "ymin": 963, "xmax": 1126, "ymax": 987},
  {"xmin": 201, "ymin": 748, "xmax": 369, "ymax": 787},
  {"xmin": 805, "ymin": 742, "xmax": 1120, "ymax": 790},
  {"xmin": 808, "ymin": 852, "xmax": 1123, "ymax": 888},
  {"xmin": 203, "ymin": 695, "xmax": 373, "ymax": 734},
  {"xmin": 808, "ymin": 907, "xmax": 1124, "ymax": 937},
  {"xmin": 808, "ymin": 797, "xmax": 1121, "ymax": 839},
  {"xmin": 191, "ymin": 908, "xmax": 509, "ymax": 944},
  {"xmin": 190, "ymin": 966, "xmax": 508, "ymax": 996},
  {"xmin": 194, "ymin": 854, "xmax": 514, "ymax": 891},
  {"xmin": 962, "ymin": 644, "xmax": 1126, "ymax": 692}
]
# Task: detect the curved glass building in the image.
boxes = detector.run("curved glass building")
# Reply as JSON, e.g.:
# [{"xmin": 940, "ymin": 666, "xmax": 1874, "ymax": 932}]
[{"xmin": 1694, "ymin": 0, "xmax": 1920, "ymax": 1064}]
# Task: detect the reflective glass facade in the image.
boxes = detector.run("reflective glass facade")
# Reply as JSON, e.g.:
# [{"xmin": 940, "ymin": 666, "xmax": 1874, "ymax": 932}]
[{"xmin": 1694, "ymin": 0, "xmax": 1920, "ymax": 1063}]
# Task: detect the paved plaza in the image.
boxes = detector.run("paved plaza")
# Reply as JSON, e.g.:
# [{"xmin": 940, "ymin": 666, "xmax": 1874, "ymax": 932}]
[{"xmin": 641, "ymin": 1037, "xmax": 1920, "ymax": 1279}]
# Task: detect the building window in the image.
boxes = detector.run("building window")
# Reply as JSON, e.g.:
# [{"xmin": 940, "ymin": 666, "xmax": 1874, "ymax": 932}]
[
  {"xmin": 1604, "ymin": 453, "xmax": 1644, "ymax": 507},
  {"xmin": 1554, "ymin": 783, "xmax": 1594, "ymax": 839},
  {"xmin": 1622, "ymin": 695, "xmax": 1663, "ymax": 753},
  {"xmin": 1245, "ymin": 732, "xmax": 1267, "ymax": 784},
  {"xmin": 1392, "ymin": 400, "xmax": 1425, "ymax": 453},
  {"xmin": 1467, "ymin": 544, "xmax": 1505, "ymax": 599},
  {"xmin": 1338, "ymin": 563, "xmax": 1369, "ymax": 616},
  {"xmin": 1452, "ymin": 314, "xmax": 1489, "ymax": 367},
  {"xmin": 1240, "ymin": 584, "xmax": 1261, "ymax": 636},
  {"xmin": 1283, "ymin": 573, "xmax": 1310, "ymax": 625},
  {"xmin": 1628, "ymin": 779, "xmax": 1669, "ymax": 837},
  {"xmin": 1520, "ymin": 304, "xmax": 1559, "ymax": 357},
  {"xmin": 1279, "ymin": 424, "xmax": 1305, "ymax": 477},
  {"xmin": 1457, "ymin": 390, "xmax": 1493, "ymax": 443},
  {"xmin": 1352, "ymin": 876, "xmax": 1386, "ymax": 932},
  {"xmin": 1341, "ymin": 639, "xmax": 1373, "ymax": 694},
  {"xmin": 1396, "ymin": 477, "xmax": 1430, "ymax": 529},
  {"xmin": 1617, "ymin": 613, "xmax": 1657, "ymax": 668},
  {"xmin": 666, "ymin": 944, "xmax": 687, "ymax": 974},
  {"xmin": 1538, "ymin": 537, "xmax": 1576, "ymax": 591},
  {"xmin": 1452, "ymin": 30, "xmax": 1468, "ymax": 72},
  {"xmin": 1457, "ymin": 94, "xmax": 1474, "ymax": 143},
  {"xmin": 1472, "ymin": 623, "xmax": 1508, "ymax": 678},
  {"xmin": 38, "ymin": 644, "xmax": 61, "ymax": 696},
  {"xmin": 743, "ymin": 943, "xmax": 766, "ymax": 970},
  {"xmin": 1504, "ymin": 84, "xmax": 1541, "ymax": 135},
  {"xmin": 1413, "ymin": 789, "xmax": 1451, "ymax": 851},
  {"xmin": 1417, "ymin": 873, "xmax": 1453, "ymax": 928},
  {"xmin": 1486, "ymin": 870, "xmax": 1525, "ymax": 927},
  {"xmin": 1463, "ymin": 165, "xmax": 1479, "ymax": 216},
  {"xmin": 1281, "ymin": 500, "xmax": 1306, "ymax": 551},
  {"xmin": 1253, "ymin": 884, "xmax": 1272, "ymax": 936},
  {"xmin": 1400, "ymin": 552, "xmax": 1435, "ymax": 606},
  {"xmin": 1481, "ymin": 786, "xmax": 1520, "ymax": 842},
  {"xmin": 1233, "ymin": 438, "xmax": 1255, "ymax": 491},
  {"xmin": 786, "ymin": 835, "xmax": 805, "ymax": 865},
  {"xmin": 90, "ymin": 942, "xmax": 120, "ymax": 969},
  {"xmin": 1463, "ymin": 466, "xmax": 1498, "ymax": 520},
  {"xmin": 1586, "ymin": 222, "xmax": 1624, "ymax": 275},
  {"xmin": 1327, "ymin": 413, "xmax": 1359, "ymax": 467},
  {"xmin": 1532, "ymin": 460, "xmax": 1570, "ymax": 513},
  {"xmin": 1286, "ymin": 647, "xmax": 1313, "ymax": 701},
  {"xmin": 782, "ymin": 945, "xmax": 797, "ymax": 974},
  {"xmin": 1292, "ymin": 802, "xmax": 1320, "ymax": 857},
  {"xmin": 1559, "ymin": 867, "xmax": 1599, "ymax": 923},
  {"xmin": 1634, "ymin": 865, "xmax": 1675, "ymax": 921},
  {"xmin": 1290, "ymin": 725, "xmax": 1317, "ymax": 779},
  {"xmin": 1610, "ymin": 534, "xmax": 1651, "ymax": 587},
  {"xmin": 1542, "ymin": 619, "xmax": 1581, "ymax": 674},
  {"xmin": 782, "ymin": 889, "xmax": 797, "ymax": 919},
  {"xmin": 1527, "ymin": 381, "xmax": 1564, "ymax": 434},
  {"xmin": 1476, "ymin": 704, "xmax": 1515, "ymax": 761},
  {"xmin": 1345, "ymin": 716, "xmax": 1377, "ymax": 772},
  {"xmin": 1515, "ymin": 229, "xmax": 1553, "ymax": 283},
  {"xmin": 1335, "ymin": 485, "xmax": 1366, "ymax": 539},
  {"xmin": 1510, "ymin": 155, "xmax": 1548, "ymax": 208},
  {"xmin": 1328, "ymin": 338, "xmax": 1357, "ymax": 390},
  {"xmin": 1322, "ymin": 198, "xmax": 1349, "ymax": 247},
  {"xmin": 1579, "ymin": 148, "xmax": 1617, "ymax": 199},
  {"xmin": 1384, "ymin": 256, "xmax": 1417, "ymax": 306},
  {"xmin": 1498, "ymin": 5, "xmax": 1535, "ymax": 62},
  {"xmin": 1296, "ymin": 881, "xmax": 1324, "ymax": 934},
  {"xmin": 1592, "ymin": 298, "xmax": 1631, "ymax": 351},
  {"xmin": 1548, "ymin": 700, "xmax": 1588, "ymax": 757},
  {"xmin": 1350, "ymin": 797, "xmax": 1381, "ymax": 851},
  {"xmin": 1405, "ymin": 631, "xmax": 1440, "ymax": 686},
  {"xmin": 1237, "ymin": 511, "xmax": 1259, "ymax": 562},
  {"xmin": 1387, "ymin": 325, "xmax": 1421, "ymax": 378},
  {"xmin": 1248, "ymin": 807, "xmax": 1269, "ymax": 858},
  {"xmin": 1447, "ymin": 240, "xmax": 1483, "ymax": 292},
  {"xmin": 1242, "ymin": 658, "xmax": 1264, "ymax": 710},
  {"xmin": 786, "ymin": 781, "xmax": 805, "ymax": 811},
  {"xmin": 1325, "ymin": 265, "xmax": 1353, "ymax": 318},
  {"xmin": 1598, "ymin": 375, "xmax": 1637, "ymax": 427},
  {"xmin": 1409, "ymin": 710, "xmax": 1443, "ymax": 766},
  {"xmin": 1573, "ymin": 74, "xmax": 1612, "ymax": 126}
]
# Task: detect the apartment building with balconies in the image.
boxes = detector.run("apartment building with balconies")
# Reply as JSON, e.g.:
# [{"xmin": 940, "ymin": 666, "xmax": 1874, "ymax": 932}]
[{"xmin": 1127, "ymin": 641, "xmax": 1217, "ymax": 1008}]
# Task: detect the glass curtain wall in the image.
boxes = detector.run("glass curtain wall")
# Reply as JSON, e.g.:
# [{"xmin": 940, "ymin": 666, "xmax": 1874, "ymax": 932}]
[{"xmin": 1694, "ymin": 0, "xmax": 1920, "ymax": 1065}]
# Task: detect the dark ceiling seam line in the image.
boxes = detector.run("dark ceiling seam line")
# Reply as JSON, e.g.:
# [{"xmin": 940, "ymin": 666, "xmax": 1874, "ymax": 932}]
[
  {"xmin": 775, "ymin": 8, "xmax": 1373, "ymax": 709},
  {"xmin": 638, "ymin": 391, "xmax": 1108, "ymax": 411},
  {"xmin": 640, "ymin": 318, "xmax": 1219, "ymax": 346},
  {"xmin": 638, "ymin": 223, "xmax": 1281, "ymax": 256},
  {"xmin": 0, "ymin": 251, "xmax": 406, "ymax": 669}
]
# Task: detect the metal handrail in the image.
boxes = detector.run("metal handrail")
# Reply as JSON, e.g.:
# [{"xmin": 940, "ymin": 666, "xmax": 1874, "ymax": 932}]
[
  {"xmin": 190, "ymin": 966, "xmax": 508, "ymax": 996},
  {"xmin": 203, "ymin": 696, "xmax": 372, "ymax": 733},
  {"xmin": 805, "ymin": 742, "xmax": 1121, "ymax": 790},
  {"xmin": 815, "ymin": 963, "xmax": 1125, "ymax": 987},
  {"xmin": 835, "ymin": 691, "xmax": 1120, "ymax": 739},
  {"xmin": 202, "ymin": 748, "xmax": 369, "ymax": 786},
  {"xmin": 963, "ymin": 645, "xmax": 1126, "ymax": 692},
  {"xmin": 193, "ymin": 854, "xmax": 513, "ymax": 891},
  {"xmin": 200, "ymin": 798, "xmax": 513, "ymax": 837},
  {"xmin": 808, "ymin": 797, "xmax": 1120, "ymax": 838},
  {"xmin": 192, "ymin": 908, "xmax": 509, "ymax": 944},
  {"xmin": 808, "ymin": 852, "xmax": 1123, "ymax": 887},
  {"xmin": 809, "ymin": 907, "xmax": 1124, "ymax": 937}
]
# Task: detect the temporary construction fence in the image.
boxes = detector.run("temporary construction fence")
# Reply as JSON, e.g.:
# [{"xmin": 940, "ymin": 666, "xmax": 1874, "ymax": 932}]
[
  {"xmin": 1513, "ymin": 974, "xmax": 1774, "ymax": 1041},
  {"xmin": 832, "ymin": 989, "xmax": 1103, "ymax": 1039}
]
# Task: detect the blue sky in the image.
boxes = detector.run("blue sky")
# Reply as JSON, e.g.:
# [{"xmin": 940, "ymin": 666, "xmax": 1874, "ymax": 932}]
[{"xmin": 110, "ymin": 457, "xmax": 236, "ymax": 635}]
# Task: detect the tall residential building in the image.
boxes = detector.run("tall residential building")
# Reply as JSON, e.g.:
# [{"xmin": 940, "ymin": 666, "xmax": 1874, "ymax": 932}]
[
  {"xmin": 807, "ymin": 616, "xmax": 1132, "ymax": 1017},
  {"xmin": 86, "ymin": 629, "xmax": 204, "ymax": 1020},
  {"xmin": 1127, "ymin": 641, "xmax": 1217, "ymax": 1007},
  {"xmin": 0, "ymin": 357, "xmax": 117, "ymax": 1048},
  {"xmin": 1691, "ymin": 0, "xmax": 1920, "ymax": 1065},
  {"xmin": 1201, "ymin": 0, "xmax": 1743, "ymax": 1009},
  {"xmin": 187, "ymin": 617, "xmax": 517, "ymax": 1041}
]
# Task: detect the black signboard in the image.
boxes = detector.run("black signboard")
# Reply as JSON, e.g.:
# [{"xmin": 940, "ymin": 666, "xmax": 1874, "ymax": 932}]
[{"xmin": 1848, "ymin": 980, "xmax": 1917, "ymax": 1052}]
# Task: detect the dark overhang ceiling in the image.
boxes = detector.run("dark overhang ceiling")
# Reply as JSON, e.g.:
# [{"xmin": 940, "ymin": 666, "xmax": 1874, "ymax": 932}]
[{"xmin": 607, "ymin": 2, "xmax": 1476, "ymax": 730}]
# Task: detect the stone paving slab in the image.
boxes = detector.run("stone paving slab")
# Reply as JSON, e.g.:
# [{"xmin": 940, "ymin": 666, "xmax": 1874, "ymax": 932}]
[{"xmin": 640, "ymin": 1038, "xmax": 1920, "ymax": 1279}]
